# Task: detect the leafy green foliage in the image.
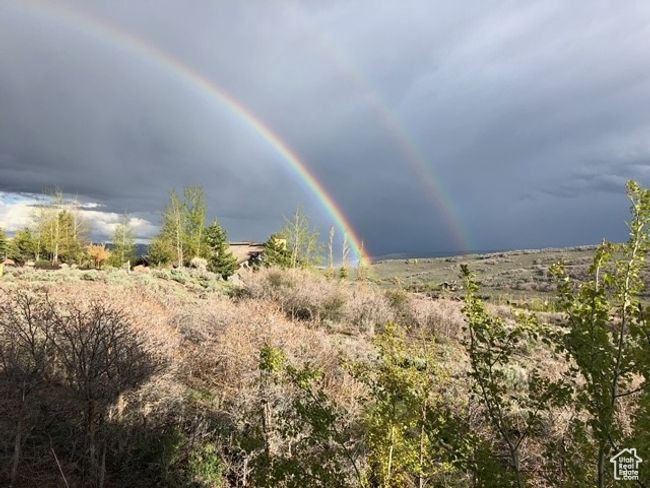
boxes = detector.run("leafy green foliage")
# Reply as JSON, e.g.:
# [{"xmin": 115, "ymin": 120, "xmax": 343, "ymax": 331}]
[
  {"xmin": 265, "ymin": 208, "xmax": 322, "ymax": 268},
  {"xmin": 110, "ymin": 217, "xmax": 136, "ymax": 267},
  {"xmin": 153, "ymin": 190, "xmax": 189, "ymax": 267},
  {"xmin": 184, "ymin": 186, "xmax": 208, "ymax": 261},
  {"xmin": 187, "ymin": 442, "xmax": 224, "ymax": 487},
  {"xmin": 31, "ymin": 194, "xmax": 88, "ymax": 264},
  {"xmin": 354, "ymin": 323, "xmax": 454, "ymax": 487},
  {"xmin": 0, "ymin": 227, "xmax": 7, "ymax": 259},
  {"xmin": 461, "ymin": 264, "xmax": 573, "ymax": 487},
  {"xmin": 550, "ymin": 180, "xmax": 650, "ymax": 487},
  {"xmin": 257, "ymin": 344, "xmax": 361, "ymax": 487}
]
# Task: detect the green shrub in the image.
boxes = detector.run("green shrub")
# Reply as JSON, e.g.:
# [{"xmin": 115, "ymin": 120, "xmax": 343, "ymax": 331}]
[{"xmin": 187, "ymin": 442, "xmax": 224, "ymax": 487}]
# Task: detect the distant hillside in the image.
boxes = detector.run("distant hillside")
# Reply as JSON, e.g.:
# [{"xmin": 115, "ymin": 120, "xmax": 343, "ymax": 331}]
[
  {"xmin": 105, "ymin": 242, "xmax": 149, "ymax": 257},
  {"xmin": 368, "ymin": 244, "xmax": 642, "ymax": 303}
]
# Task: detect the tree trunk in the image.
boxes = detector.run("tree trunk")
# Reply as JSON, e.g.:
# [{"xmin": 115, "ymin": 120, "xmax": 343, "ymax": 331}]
[
  {"xmin": 85, "ymin": 401, "xmax": 99, "ymax": 486},
  {"xmin": 597, "ymin": 442, "xmax": 606, "ymax": 488},
  {"xmin": 98, "ymin": 443, "xmax": 106, "ymax": 488},
  {"xmin": 387, "ymin": 425, "xmax": 395, "ymax": 487},
  {"xmin": 53, "ymin": 217, "xmax": 59, "ymax": 264},
  {"xmin": 10, "ymin": 414, "xmax": 24, "ymax": 486},
  {"xmin": 418, "ymin": 411, "xmax": 426, "ymax": 488}
]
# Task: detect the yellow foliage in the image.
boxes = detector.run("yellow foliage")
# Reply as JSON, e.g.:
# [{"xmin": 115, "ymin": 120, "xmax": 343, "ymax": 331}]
[{"xmin": 87, "ymin": 244, "xmax": 111, "ymax": 269}]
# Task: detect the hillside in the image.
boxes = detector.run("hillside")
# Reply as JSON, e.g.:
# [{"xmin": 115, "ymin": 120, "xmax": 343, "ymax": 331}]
[
  {"xmin": 0, "ymin": 236, "xmax": 648, "ymax": 487},
  {"xmin": 369, "ymin": 244, "xmax": 650, "ymax": 303}
]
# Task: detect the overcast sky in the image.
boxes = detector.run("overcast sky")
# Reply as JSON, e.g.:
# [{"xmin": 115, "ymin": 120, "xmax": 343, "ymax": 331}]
[{"xmin": 1, "ymin": 0, "xmax": 649, "ymax": 257}]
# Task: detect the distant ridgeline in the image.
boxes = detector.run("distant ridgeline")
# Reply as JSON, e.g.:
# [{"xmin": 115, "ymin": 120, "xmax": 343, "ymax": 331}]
[
  {"xmin": 373, "ymin": 245, "xmax": 599, "ymax": 264},
  {"xmin": 105, "ymin": 243, "xmax": 149, "ymax": 257}
]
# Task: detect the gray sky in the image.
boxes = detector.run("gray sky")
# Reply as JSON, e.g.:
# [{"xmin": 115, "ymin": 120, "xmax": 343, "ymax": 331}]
[{"xmin": 1, "ymin": 0, "xmax": 649, "ymax": 257}]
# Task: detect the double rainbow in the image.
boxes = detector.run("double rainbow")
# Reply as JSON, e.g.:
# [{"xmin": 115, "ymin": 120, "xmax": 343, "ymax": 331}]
[{"xmin": 15, "ymin": 1, "xmax": 370, "ymax": 264}]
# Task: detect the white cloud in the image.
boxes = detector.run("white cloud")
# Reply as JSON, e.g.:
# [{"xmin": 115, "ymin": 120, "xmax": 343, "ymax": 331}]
[
  {"xmin": 0, "ymin": 197, "xmax": 35, "ymax": 232},
  {"xmin": 0, "ymin": 192, "xmax": 157, "ymax": 240}
]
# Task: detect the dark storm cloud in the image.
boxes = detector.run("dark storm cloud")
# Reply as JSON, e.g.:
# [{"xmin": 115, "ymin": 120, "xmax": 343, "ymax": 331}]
[{"xmin": 1, "ymin": 0, "xmax": 649, "ymax": 255}]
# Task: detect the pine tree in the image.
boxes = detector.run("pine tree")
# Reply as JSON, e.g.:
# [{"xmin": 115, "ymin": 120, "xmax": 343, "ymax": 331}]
[
  {"xmin": 7, "ymin": 229, "xmax": 36, "ymax": 264},
  {"xmin": 264, "ymin": 232, "xmax": 292, "ymax": 268},
  {"xmin": 147, "ymin": 235, "xmax": 174, "ymax": 266},
  {"xmin": 205, "ymin": 219, "xmax": 238, "ymax": 279}
]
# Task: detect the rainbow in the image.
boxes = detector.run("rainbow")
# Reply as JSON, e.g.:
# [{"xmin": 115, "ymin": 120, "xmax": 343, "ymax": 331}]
[
  {"xmin": 287, "ymin": 9, "xmax": 470, "ymax": 251},
  {"xmin": 14, "ymin": 0, "xmax": 369, "ymax": 264}
]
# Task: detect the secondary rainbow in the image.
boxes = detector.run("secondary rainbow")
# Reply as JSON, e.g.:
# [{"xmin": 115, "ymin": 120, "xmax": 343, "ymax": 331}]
[
  {"xmin": 287, "ymin": 8, "xmax": 470, "ymax": 251},
  {"xmin": 16, "ymin": 0, "xmax": 369, "ymax": 264}
]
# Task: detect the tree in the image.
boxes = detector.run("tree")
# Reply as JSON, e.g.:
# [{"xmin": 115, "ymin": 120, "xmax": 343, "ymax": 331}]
[
  {"xmin": 266, "ymin": 208, "xmax": 322, "ymax": 269},
  {"xmin": 30, "ymin": 191, "xmax": 88, "ymax": 264},
  {"xmin": 461, "ymin": 265, "xmax": 570, "ymax": 487},
  {"xmin": 205, "ymin": 219, "xmax": 238, "ymax": 279},
  {"xmin": 354, "ymin": 323, "xmax": 452, "ymax": 487},
  {"xmin": 0, "ymin": 227, "xmax": 7, "ymax": 259},
  {"xmin": 550, "ymin": 180, "xmax": 650, "ymax": 487},
  {"xmin": 110, "ymin": 217, "xmax": 136, "ymax": 267},
  {"xmin": 148, "ymin": 235, "xmax": 174, "ymax": 266},
  {"xmin": 258, "ymin": 344, "xmax": 363, "ymax": 487},
  {"xmin": 327, "ymin": 226, "xmax": 335, "ymax": 275},
  {"xmin": 339, "ymin": 233, "xmax": 350, "ymax": 279},
  {"xmin": 264, "ymin": 232, "xmax": 292, "ymax": 268},
  {"xmin": 7, "ymin": 228, "xmax": 36, "ymax": 264},
  {"xmin": 87, "ymin": 244, "xmax": 111, "ymax": 270},
  {"xmin": 152, "ymin": 187, "xmax": 209, "ymax": 267},
  {"xmin": 184, "ymin": 186, "xmax": 207, "ymax": 260},
  {"xmin": 50, "ymin": 301, "xmax": 159, "ymax": 487},
  {"xmin": 31, "ymin": 191, "xmax": 64, "ymax": 264},
  {"xmin": 0, "ymin": 290, "xmax": 56, "ymax": 485},
  {"xmin": 165, "ymin": 190, "xmax": 186, "ymax": 268},
  {"xmin": 57, "ymin": 208, "xmax": 88, "ymax": 263}
]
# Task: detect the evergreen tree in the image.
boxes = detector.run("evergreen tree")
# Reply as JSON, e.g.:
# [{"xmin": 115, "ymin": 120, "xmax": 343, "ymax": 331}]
[
  {"xmin": 205, "ymin": 219, "xmax": 238, "ymax": 279},
  {"xmin": 7, "ymin": 229, "xmax": 36, "ymax": 264},
  {"xmin": 147, "ymin": 235, "xmax": 174, "ymax": 266},
  {"xmin": 110, "ymin": 217, "xmax": 136, "ymax": 267},
  {"xmin": 263, "ymin": 232, "xmax": 292, "ymax": 268}
]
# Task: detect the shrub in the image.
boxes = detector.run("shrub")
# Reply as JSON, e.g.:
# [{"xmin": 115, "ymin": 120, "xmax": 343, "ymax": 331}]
[
  {"xmin": 187, "ymin": 442, "xmax": 224, "ymax": 487},
  {"xmin": 34, "ymin": 259, "xmax": 61, "ymax": 270},
  {"xmin": 190, "ymin": 256, "xmax": 208, "ymax": 272},
  {"xmin": 87, "ymin": 243, "xmax": 111, "ymax": 269}
]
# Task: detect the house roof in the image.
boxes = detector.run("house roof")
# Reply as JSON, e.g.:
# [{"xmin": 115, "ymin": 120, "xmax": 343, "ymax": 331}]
[
  {"xmin": 610, "ymin": 448, "xmax": 642, "ymax": 461},
  {"xmin": 228, "ymin": 242, "xmax": 265, "ymax": 264}
]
